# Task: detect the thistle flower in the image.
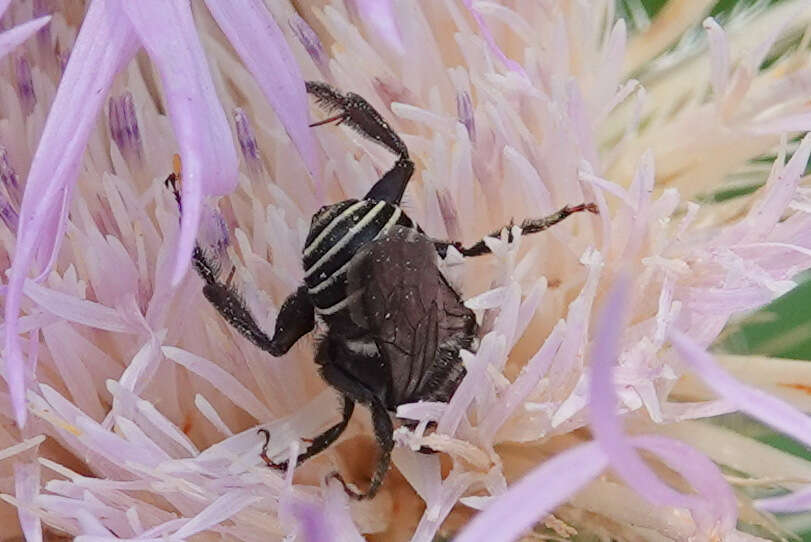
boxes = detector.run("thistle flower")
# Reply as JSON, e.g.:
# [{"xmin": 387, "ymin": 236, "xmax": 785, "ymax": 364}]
[{"xmin": 3, "ymin": 1, "xmax": 811, "ymax": 541}]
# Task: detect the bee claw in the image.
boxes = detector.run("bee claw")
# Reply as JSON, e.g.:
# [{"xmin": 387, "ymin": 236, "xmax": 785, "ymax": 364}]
[
  {"xmin": 257, "ymin": 429, "xmax": 287, "ymax": 470},
  {"xmin": 326, "ymin": 471, "xmax": 364, "ymax": 500}
]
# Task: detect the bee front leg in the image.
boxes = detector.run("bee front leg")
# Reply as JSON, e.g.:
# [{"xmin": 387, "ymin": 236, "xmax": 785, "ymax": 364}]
[
  {"xmin": 306, "ymin": 81, "xmax": 414, "ymax": 205},
  {"xmin": 164, "ymin": 172, "xmax": 314, "ymax": 357}
]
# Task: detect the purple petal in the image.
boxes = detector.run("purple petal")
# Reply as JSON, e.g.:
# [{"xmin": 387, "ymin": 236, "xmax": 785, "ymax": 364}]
[
  {"xmin": 288, "ymin": 13, "xmax": 328, "ymax": 70},
  {"xmin": 757, "ymin": 485, "xmax": 811, "ymax": 513},
  {"xmin": 286, "ymin": 500, "xmax": 332, "ymax": 542},
  {"xmin": 203, "ymin": 0, "xmax": 321, "ymax": 185},
  {"xmin": 669, "ymin": 331, "xmax": 811, "ymax": 515},
  {"xmin": 15, "ymin": 55, "xmax": 36, "ymax": 115},
  {"xmin": 121, "ymin": 0, "xmax": 239, "ymax": 286},
  {"xmin": 589, "ymin": 274, "xmax": 701, "ymax": 511},
  {"xmin": 669, "ymin": 330, "xmax": 811, "ymax": 453},
  {"xmin": 462, "ymin": 0, "xmax": 527, "ymax": 77},
  {"xmin": 454, "ymin": 442, "xmax": 608, "ymax": 542},
  {"xmin": 632, "ymin": 436, "xmax": 736, "ymax": 531},
  {"xmin": 352, "ymin": 0, "xmax": 405, "ymax": 55},
  {"xmin": 0, "ymin": 15, "xmax": 51, "ymax": 60},
  {"xmin": 4, "ymin": 0, "xmax": 139, "ymax": 428}
]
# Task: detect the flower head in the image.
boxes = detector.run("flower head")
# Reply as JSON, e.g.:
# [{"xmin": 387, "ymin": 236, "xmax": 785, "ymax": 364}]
[{"xmin": 3, "ymin": 1, "xmax": 811, "ymax": 541}]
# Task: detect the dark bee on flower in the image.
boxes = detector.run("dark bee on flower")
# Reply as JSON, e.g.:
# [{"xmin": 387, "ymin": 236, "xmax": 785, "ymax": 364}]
[{"xmin": 167, "ymin": 81, "xmax": 597, "ymax": 499}]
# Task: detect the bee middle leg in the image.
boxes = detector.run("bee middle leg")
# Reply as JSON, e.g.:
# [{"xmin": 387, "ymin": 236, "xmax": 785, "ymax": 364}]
[{"xmin": 434, "ymin": 202, "xmax": 599, "ymax": 258}]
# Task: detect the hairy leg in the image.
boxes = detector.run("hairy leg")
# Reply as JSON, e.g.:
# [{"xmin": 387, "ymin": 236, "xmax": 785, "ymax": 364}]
[
  {"xmin": 165, "ymin": 173, "xmax": 314, "ymax": 356},
  {"xmin": 319, "ymin": 363, "xmax": 394, "ymax": 500},
  {"xmin": 259, "ymin": 396, "xmax": 355, "ymax": 469},
  {"xmin": 306, "ymin": 81, "xmax": 414, "ymax": 205},
  {"xmin": 434, "ymin": 203, "xmax": 599, "ymax": 258}
]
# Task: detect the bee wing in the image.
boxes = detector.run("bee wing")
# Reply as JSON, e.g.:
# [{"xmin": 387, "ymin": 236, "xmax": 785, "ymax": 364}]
[{"xmin": 347, "ymin": 226, "xmax": 474, "ymax": 406}]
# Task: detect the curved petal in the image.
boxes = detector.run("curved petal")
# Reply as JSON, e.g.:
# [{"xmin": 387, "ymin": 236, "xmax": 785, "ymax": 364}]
[
  {"xmin": 454, "ymin": 442, "xmax": 606, "ymax": 542},
  {"xmin": 4, "ymin": 0, "xmax": 139, "ymax": 428},
  {"xmin": 632, "ymin": 436, "xmax": 737, "ymax": 532},
  {"xmin": 757, "ymin": 485, "xmax": 811, "ymax": 513},
  {"xmin": 203, "ymin": 0, "xmax": 321, "ymax": 183},
  {"xmin": 669, "ymin": 330, "xmax": 811, "ymax": 515},
  {"xmin": 669, "ymin": 330, "xmax": 811, "ymax": 452},
  {"xmin": 0, "ymin": 15, "xmax": 51, "ymax": 60},
  {"xmin": 588, "ymin": 274, "xmax": 701, "ymax": 511},
  {"xmin": 121, "ymin": 0, "xmax": 239, "ymax": 286}
]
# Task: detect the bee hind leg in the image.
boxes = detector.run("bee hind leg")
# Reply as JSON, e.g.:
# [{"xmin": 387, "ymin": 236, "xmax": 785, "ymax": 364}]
[
  {"xmin": 259, "ymin": 396, "xmax": 355, "ymax": 470},
  {"xmin": 319, "ymin": 363, "xmax": 394, "ymax": 500}
]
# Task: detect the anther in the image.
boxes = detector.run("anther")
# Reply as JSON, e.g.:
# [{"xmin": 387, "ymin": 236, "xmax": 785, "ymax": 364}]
[
  {"xmin": 15, "ymin": 56, "xmax": 36, "ymax": 116},
  {"xmin": 456, "ymin": 91, "xmax": 476, "ymax": 142},
  {"xmin": 108, "ymin": 92, "xmax": 144, "ymax": 163},
  {"xmin": 288, "ymin": 14, "xmax": 328, "ymax": 70},
  {"xmin": 0, "ymin": 147, "xmax": 21, "ymax": 204},
  {"xmin": 233, "ymin": 108, "xmax": 263, "ymax": 173}
]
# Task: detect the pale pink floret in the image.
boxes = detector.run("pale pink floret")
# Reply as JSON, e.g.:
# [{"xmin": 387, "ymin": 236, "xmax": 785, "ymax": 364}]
[{"xmin": 3, "ymin": 0, "xmax": 318, "ymax": 430}]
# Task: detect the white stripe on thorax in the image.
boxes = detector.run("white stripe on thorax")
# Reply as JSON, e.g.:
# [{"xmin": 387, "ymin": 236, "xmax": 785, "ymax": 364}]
[
  {"xmin": 377, "ymin": 205, "xmax": 402, "ymax": 237},
  {"xmin": 303, "ymin": 200, "xmax": 368, "ymax": 257},
  {"xmin": 310, "ymin": 204, "xmax": 409, "ymax": 295},
  {"xmin": 309, "ymin": 206, "xmax": 403, "ymax": 295},
  {"xmin": 309, "ymin": 257, "xmax": 352, "ymax": 294},
  {"xmin": 304, "ymin": 200, "xmax": 387, "ymax": 278}
]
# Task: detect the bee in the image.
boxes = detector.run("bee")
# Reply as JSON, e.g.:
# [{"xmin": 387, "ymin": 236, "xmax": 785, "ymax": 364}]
[{"xmin": 167, "ymin": 82, "xmax": 597, "ymax": 499}]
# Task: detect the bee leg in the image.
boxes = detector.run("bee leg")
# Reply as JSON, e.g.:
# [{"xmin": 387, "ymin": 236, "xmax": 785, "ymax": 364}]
[
  {"xmin": 164, "ymin": 173, "xmax": 314, "ymax": 357},
  {"xmin": 319, "ymin": 363, "xmax": 394, "ymax": 500},
  {"xmin": 266, "ymin": 286, "xmax": 316, "ymax": 356},
  {"xmin": 434, "ymin": 203, "xmax": 599, "ymax": 258},
  {"xmin": 364, "ymin": 157, "xmax": 414, "ymax": 205},
  {"xmin": 258, "ymin": 396, "xmax": 355, "ymax": 470},
  {"xmin": 328, "ymin": 399, "xmax": 393, "ymax": 500},
  {"xmin": 305, "ymin": 81, "xmax": 414, "ymax": 205}
]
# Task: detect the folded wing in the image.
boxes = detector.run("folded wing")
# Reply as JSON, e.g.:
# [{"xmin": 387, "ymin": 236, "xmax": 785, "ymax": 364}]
[{"xmin": 346, "ymin": 226, "xmax": 476, "ymax": 407}]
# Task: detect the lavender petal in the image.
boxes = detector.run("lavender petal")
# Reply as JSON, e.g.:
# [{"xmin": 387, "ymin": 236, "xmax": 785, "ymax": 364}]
[
  {"xmin": 353, "ymin": 0, "xmax": 405, "ymax": 55},
  {"xmin": 121, "ymin": 0, "xmax": 239, "ymax": 286},
  {"xmin": 204, "ymin": 0, "xmax": 321, "ymax": 185},
  {"xmin": 589, "ymin": 274, "xmax": 701, "ymax": 511},
  {"xmin": 454, "ymin": 442, "xmax": 608, "ymax": 542},
  {"xmin": 4, "ymin": 0, "xmax": 139, "ymax": 428},
  {"xmin": 670, "ymin": 330, "xmax": 811, "ymax": 455},
  {"xmin": 0, "ymin": 15, "xmax": 51, "ymax": 60}
]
